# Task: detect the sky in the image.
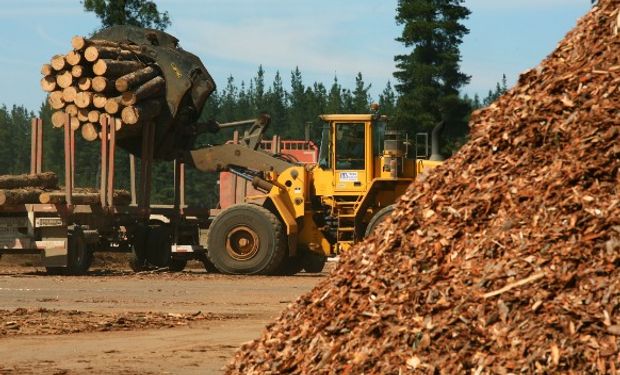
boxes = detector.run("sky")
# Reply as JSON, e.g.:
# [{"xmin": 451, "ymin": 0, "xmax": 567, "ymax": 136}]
[{"xmin": 0, "ymin": 0, "xmax": 593, "ymax": 112}]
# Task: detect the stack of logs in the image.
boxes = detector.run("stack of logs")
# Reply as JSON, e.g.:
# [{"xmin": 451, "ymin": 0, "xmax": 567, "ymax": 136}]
[
  {"xmin": 227, "ymin": 1, "xmax": 620, "ymax": 374},
  {"xmin": 41, "ymin": 36, "xmax": 165, "ymax": 142},
  {"xmin": 0, "ymin": 172, "xmax": 130, "ymax": 206}
]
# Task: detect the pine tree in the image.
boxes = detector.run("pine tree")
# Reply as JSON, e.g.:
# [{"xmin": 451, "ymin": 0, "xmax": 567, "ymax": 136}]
[
  {"xmin": 219, "ymin": 76, "xmax": 238, "ymax": 122},
  {"xmin": 379, "ymin": 81, "xmax": 397, "ymax": 117},
  {"xmin": 253, "ymin": 65, "xmax": 266, "ymax": 112},
  {"xmin": 264, "ymin": 71, "xmax": 287, "ymax": 137},
  {"xmin": 237, "ymin": 81, "xmax": 252, "ymax": 119},
  {"xmin": 352, "ymin": 73, "xmax": 372, "ymax": 113},
  {"xmin": 326, "ymin": 76, "xmax": 343, "ymax": 114},
  {"xmin": 82, "ymin": 0, "xmax": 171, "ymax": 30},
  {"xmin": 393, "ymin": 0, "xmax": 472, "ymax": 139},
  {"xmin": 287, "ymin": 67, "xmax": 307, "ymax": 138}
]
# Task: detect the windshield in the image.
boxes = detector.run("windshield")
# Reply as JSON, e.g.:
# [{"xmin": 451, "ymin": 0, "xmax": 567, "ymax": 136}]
[{"xmin": 335, "ymin": 123, "xmax": 365, "ymax": 170}]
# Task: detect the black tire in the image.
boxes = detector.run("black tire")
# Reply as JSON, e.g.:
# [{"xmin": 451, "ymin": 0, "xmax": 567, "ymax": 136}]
[
  {"xmin": 145, "ymin": 224, "xmax": 172, "ymax": 268},
  {"xmin": 66, "ymin": 227, "xmax": 93, "ymax": 275},
  {"xmin": 129, "ymin": 224, "xmax": 149, "ymax": 272},
  {"xmin": 45, "ymin": 267, "xmax": 66, "ymax": 275},
  {"xmin": 276, "ymin": 255, "xmax": 304, "ymax": 276},
  {"xmin": 206, "ymin": 204, "xmax": 286, "ymax": 275},
  {"xmin": 365, "ymin": 205, "xmax": 396, "ymax": 237},
  {"xmin": 301, "ymin": 251, "xmax": 327, "ymax": 273},
  {"xmin": 168, "ymin": 258, "xmax": 187, "ymax": 272}
]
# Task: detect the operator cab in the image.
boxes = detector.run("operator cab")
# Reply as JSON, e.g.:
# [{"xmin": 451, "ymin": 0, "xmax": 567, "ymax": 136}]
[{"xmin": 317, "ymin": 114, "xmax": 417, "ymax": 194}]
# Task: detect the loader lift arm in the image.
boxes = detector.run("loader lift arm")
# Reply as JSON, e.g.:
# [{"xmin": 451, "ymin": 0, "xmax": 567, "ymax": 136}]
[{"xmin": 187, "ymin": 113, "xmax": 294, "ymax": 174}]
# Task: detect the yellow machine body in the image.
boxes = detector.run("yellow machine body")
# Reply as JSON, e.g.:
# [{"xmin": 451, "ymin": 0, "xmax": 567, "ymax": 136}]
[{"xmin": 260, "ymin": 114, "xmax": 441, "ymax": 256}]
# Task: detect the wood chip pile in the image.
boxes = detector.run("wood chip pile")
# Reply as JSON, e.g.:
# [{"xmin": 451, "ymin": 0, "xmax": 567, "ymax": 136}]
[
  {"xmin": 41, "ymin": 35, "xmax": 165, "ymax": 142},
  {"xmin": 227, "ymin": 2, "xmax": 620, "ymax": 374}
]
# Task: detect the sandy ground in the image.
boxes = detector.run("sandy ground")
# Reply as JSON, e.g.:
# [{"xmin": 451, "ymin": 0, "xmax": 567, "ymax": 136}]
[{"xmin": 0, "ymin": 254, "xmax": 329, "ymax": 374}]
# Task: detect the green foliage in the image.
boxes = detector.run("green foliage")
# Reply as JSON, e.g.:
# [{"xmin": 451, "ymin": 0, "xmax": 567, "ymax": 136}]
[
  {"xmin": 0, "ymin": 105, "xmax": 34, "ymax": 175},
  {"xmin": 82, "ymin": 0, "xmax": 171, "ymax": 30},
  {"xmin": 393, "ymin": 0, "xmax": 472, "ymax": 143}
]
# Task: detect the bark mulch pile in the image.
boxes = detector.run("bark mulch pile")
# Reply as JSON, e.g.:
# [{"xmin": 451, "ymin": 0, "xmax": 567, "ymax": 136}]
[{"xmin": 228, "ymin": 2, "xmax": 620, "ymax": 374}]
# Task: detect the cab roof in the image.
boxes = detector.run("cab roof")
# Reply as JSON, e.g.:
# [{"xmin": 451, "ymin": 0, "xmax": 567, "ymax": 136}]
[{"xmin": 319, "ymin": 114, "xmax": 375, "ymax": 122}]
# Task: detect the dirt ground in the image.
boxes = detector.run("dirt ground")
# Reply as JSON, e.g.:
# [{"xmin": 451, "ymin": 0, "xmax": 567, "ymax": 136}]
[{"xmin": 0, "ymin": 254, "xmax": 330, "ymax": 374}]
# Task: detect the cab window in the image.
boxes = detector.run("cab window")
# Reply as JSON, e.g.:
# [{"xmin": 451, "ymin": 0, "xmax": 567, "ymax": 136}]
[{"xmin": 335, "ymin": 123, "xmax": 365, "ymax": 170}]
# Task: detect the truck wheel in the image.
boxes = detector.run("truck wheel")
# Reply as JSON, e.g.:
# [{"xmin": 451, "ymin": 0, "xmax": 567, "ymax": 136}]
[
  {"xmin": 168, "ymin": 258, "xmax": 187, "ymax": 272},
  {"xmin": 207, "ymin": 204, "xmax": 286, "ymax": 275},
  {"xmin": 129, "ymin": 224, "xmax": 149, "ymax": 272},
  {"xmin": 301, "ymin": 251, "xmax": 327, "ymax": 273},
  {"xmin": 66, "ymin": 227, "xmax": 93, "ymax": 275},
  {"xmin": 365, "ymin": 205, "xmax": 396, "ymax": 237},
  {"xmin": 145, "ymin": 224, "xmax": 172, "ymax": 268}
]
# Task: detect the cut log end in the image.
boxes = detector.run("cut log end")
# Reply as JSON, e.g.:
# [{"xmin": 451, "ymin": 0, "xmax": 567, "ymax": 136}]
[
  {"xmin": 50, "ymin": 55, "xmax": 66, "ymax": 71},
  {"xmin": 81, "ymin": 123, "xmax": 99, "ymax": 141},
  {"xmin": 71, "ymin": 35, "xmax": 86, "ymax": 51},
  {"xmin": 75, "ymin": 91, "xmax": 93, "ymax": 109},
  {"xmin": 65, "ymin": 50, "xmax": 82, "ymax": 66},
  {"xmin": 77, "ymin": 77, "xmax": 92, "ymax": 91},
  {"xmin": 104, "ymin": 97, "xmax": 122, "ymax": 114},
  {"xmin": 71, "ymin": 65, "xmax": 85, "ymax": 78},
  {"xmin": 40, "ymin": 76, "xmax": 57, "ymax": 92},
  {"xmin": 62, "ymin": 86, "xmax": 77, "ymax": 103},
  {"xmin": 48, "ymin": 91, "xmax": 65, "ymax": 110},
  {"xmin": 56, "ymin": 71, "xmax": 73, "ymax": 89},
  {"xmin": 92, "ymin": 76, "xmax": 109, "ymax": 93},
  {"xmin": 41, "ymin": 64, "xmax": 53, "ymax": 76},
  {"xmin": 93, "ymin": 93, "xmax": 108, "ymax": 109},
  {"xmin": 88, "ymin": 110, "xmax": 101, "ymax": 123},
  {"xmin": 51, "ymin": 111, "xmax": 67, "ymax": 128}
]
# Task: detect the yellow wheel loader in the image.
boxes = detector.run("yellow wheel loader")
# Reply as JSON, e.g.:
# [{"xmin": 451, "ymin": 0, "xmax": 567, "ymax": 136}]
[{"xmin": 188, "ymin": 112, "xmax": 443, "ymax": 275}]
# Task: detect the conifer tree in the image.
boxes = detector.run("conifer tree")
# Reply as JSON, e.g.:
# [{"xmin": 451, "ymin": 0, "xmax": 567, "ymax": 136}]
[
  {"xmin": 82, "ymin": 0, "xmax": 171, "ymax": 30},
  {"xmin": 352, "ymin": 73, "xmax": 371, "ymax": 113},
  {"xmin": 393, "ymin": 0, "xmax": 472, "ymax": 139}
]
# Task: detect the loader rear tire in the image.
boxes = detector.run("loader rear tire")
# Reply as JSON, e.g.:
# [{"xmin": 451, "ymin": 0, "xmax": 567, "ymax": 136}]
[
  {"xmin": 206, "ymin": 204, "xmax": 286, "ymax": 275},
  {"xmin": 365, "ymin": 205, "xmax": 396, "ymax": 237}
]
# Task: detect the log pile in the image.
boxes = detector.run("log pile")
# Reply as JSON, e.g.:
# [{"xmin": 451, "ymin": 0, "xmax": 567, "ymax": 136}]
[
  {"xmin": 41, "ymin": 36, "xmax": 165, "ymax": 142},
  {"xmin": 227, "ymin": 1, "xmax": 620, "ymax": 374},
  {"xmin": 40, "ymin": 26, "xmax": 216, "ymax": 161},
  {"xmin": 0, "ymin": 172, "xmax": 131, "ymax": 206}
]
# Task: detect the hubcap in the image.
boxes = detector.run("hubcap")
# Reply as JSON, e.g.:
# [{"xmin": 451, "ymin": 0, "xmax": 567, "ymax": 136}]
[{"xmin": 226, "ymin": 226, "xmax": 260, "ymax": 261}]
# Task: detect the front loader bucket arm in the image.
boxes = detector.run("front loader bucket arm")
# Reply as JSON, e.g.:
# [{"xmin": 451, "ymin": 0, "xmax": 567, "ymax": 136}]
[{"xmin": 187, "ymin": 144, "xmax": 293, "ymax": 174}]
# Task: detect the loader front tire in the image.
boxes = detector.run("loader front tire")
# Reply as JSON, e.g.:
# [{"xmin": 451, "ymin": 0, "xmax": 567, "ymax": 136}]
[{"xmin": 207, "ymin": 204, "xmax": 286, "ymax": 275}]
